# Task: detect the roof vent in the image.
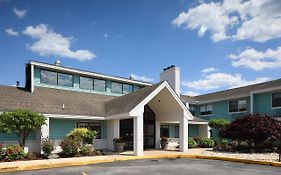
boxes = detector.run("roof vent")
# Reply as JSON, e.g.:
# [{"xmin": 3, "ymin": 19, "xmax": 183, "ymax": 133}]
[
  {"xmin": 54, "ymin": 59, "xmax": 61, "ymax": 66},
  {"xmin": 129, "ymin": 75, "xmax": 136, "ymax": 80}
]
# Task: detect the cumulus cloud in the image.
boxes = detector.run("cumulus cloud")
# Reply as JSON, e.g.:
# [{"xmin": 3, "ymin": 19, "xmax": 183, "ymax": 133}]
[
  {"xmin": 130, "ymin": 74, "xmax": 154, "ymax": 82},
  {"xmin": 182, "ymin": 72, "xmax": 270, "ymax": 90},
  {"xmin": 229, "ymin": 46, "xmax": 281, "ymax": 71},
  {"xmin": 5, "ymin": 28, "xmax": 18, "ymax": 36},
  {"xmin": 183, "ymin": 91, "xmax": 201, "ymax": 96},
  {"xmin": 13, "ymin": 8, "xmax": 27, "ymax": 18},
  {"xmin": 23, "ymin": 24, "xmax": 96, "ymax": 61},
  {"xmin": 201, "ymin": 67, "xmax": 218, "ymax": 73},
  {"xmin": 173, "ymin": 0, "xmax": 281, "ymax": 42}
]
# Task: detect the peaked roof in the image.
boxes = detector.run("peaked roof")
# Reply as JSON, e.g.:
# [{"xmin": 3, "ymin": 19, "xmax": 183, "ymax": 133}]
[
  {"xmin": 105, "ymin": 82, "xmax": 162, "ymax": 116},
  {"xmin": 181, "ymin": 78, "xmax": 281, "ymax": 103}
]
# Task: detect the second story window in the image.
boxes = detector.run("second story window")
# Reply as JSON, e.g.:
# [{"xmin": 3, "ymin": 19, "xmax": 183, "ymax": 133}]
[
  {"xmin": 94, "ymin": 79, "xmax": 106, "ymax": 92},
  {"xmin": 80, "ymin": 76, "xmax": 93, "ymax": 90},
  {"xmin": 189, "ymin": 106, "xmax": 196, "ymax": 115},
  {"xmin": 229, "ymin": 99, "xmax": 247, "ymax": 113},
  {"xmin": 41, "ymin": 70, "xmax": 57, "ymax": 85},
  {"xmin": 200, "ymin": 104, "xmax": 212, "ymax": 115},
  {"xmin": 111, "ymin": 82, "xmax": 122, "ymax": 94},
  {"xmin": 272, "ymin": 92, "xmax": 281, "ymax": 108},
  {"xmin": 123, "ymin": 84, "xmax": 133, "ymax": 94},
  {"xmin": 58, "ymin": 73, "xmax": 73, "ymax": 87}
]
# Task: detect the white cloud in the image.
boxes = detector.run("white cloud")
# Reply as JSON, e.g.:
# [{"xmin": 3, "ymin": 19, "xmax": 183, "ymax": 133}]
[
  {"xmin": 173, "ymin": 0, "xmax": 281, "ymax": 42},
  {"xmin": 13, "ymin": 8, "xmax": 27, "ymax": 18},
  {"xmin": 183, "ymin": 91, "xmax": 200, "ymax": 96},
  {"xmin": 130, "ymin": 74, "xmax": 154, "ymax": 82},
  {"xmin": 229, "ymin": 46, "xmax": 281, "ymax": 71},
  {"xmin": 5, "ymin": 28, "xmax": 18, "ymax": 36},
  {"xmin": 182, "ymin": 72, "xmax": 270, "ymax": 90},
  {"xmin": 23, "ymin": 24, "xmax": 96, "ymax": 61},
  {"xmin": 201, "ymin": 67, "xmax": 218, "ymax": 73},
  {"xmin": 104, "ymin": 33, "xmax": 109, "ymax": 38}
]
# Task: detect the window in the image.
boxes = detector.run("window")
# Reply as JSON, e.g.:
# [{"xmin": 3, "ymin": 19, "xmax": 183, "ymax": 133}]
[
  {"xmin": 189, "ymin": 106, "xmax": 196, "ymax": 115},
  {"xmin": 76, "ymin": 122, "xmax": 102, "ymax": 139},
  {"xmin": 160, "ymin": 125, "xmax": 169, "ymax": 138},
  {"xmin": 123, "ymin": 84, "xmax": 133, "ymax": 94},
  {"xmin": 94, "ymin": 79, "xmax": 106, "ymax": 92},
  {"xmin": 58, "ymin": 73, "xmax": 73, "ymax": 87},
  {"xmin": 40, "ymin": 70, "xmax": 57, "ymax": 85},
  {"xmin": 80, "ymin": 76, "xmax": 93, "ymax": 90},
  {"xmin": 175, "ymin": 125, "xmax": 179, "ymax": 138},
  {"xmin": 229, "ymin": 99, "xmax": 247, "ymax": 113},
  {"xmin": 200, "ymin": 104, "xmax": 212, "ymax": 115},
  {"xmin": 134, "ymin": 86, "xmax": 140, "ymax": 91},
  {"xmin": 272, "ymin": 92, "xmax": 281, "ymax": 108},
  {"xmin": 111, "ymin": 82, "xmax": 122, "ymax": 94}
]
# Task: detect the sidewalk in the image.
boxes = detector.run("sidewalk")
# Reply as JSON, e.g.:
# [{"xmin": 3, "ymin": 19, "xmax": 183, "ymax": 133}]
[{"xmin": 0, "ymin": 149, "xmax": 280, "ymax": 173}]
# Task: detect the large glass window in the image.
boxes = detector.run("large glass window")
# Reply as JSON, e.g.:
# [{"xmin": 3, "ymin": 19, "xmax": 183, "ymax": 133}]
[
  {"xmin": 123, "ymin": 84, "xmax": 133, "ymax": 94},
  {"xmin": 189, "ymin": 106, "xmax": 196, "ymax": 115},
  {"xmin": 40, "ymin": 70, "xmax": 57, "ymax": 85},
  {"xmin": 134, "ymin": 86, "xmax": 140, "ymax": 91},
  {"xmin": 200, "ymin": 104, "xmax": 212, "ymax": 115},
  {"xmin": 94, "ymin": 79, "xmax": 106, "ymax": 92},
  {"xmin": 229, "ymin": 99, "xmax": 247, "ymax": 112},
  {"xmin": 272, "ymin": 92, "xmax": 281, "ymax": 108},
  {"xmin": 160, "ymin": 125, "xmax": 169, "ymax": 138},
  {"xmin": 111, "ymin": 82, "xmax": 122, "ymax": 94},
  {"xmin": 175, "ymin": 125, "xmax": 179, "ymax": 138},
  {"xmin": 58, "ymin": 73, "xmax": 73, "ymax": 87},
  {"xmin": 76, "ymin": 122, "xmax": 102, "ymax": 139},
  {"xmin": 80, "ymin": 76, "xmax": 93, "ymax": 90}
]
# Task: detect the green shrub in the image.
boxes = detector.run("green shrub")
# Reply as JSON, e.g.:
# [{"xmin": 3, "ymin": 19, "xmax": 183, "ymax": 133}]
[
  {"xmin": 60, "ymin": 137, "xmax": 80, "ymax": 156},
  {"xmin": 67, "ymin": 128, "xmax": 88, "ymax": 142},
  {"xmin": 0, "ymin": 144, "xmax": 3, "ymax": 159},
  {"xmin": 192, "ymin": 136, "xmax": 202, "ymax": 144},
  {"xmin": 3, "ymin": 145, "xmax": 25, "ymax": 161},
  {"xmin": 199, "ymin": 137, "xmax": 215, "ymax": 148},
  {"xmin": 41, "ymin": 137, "xmax": 54, "ymax": 157},
  {"xmin": 80, "ymin": 145, "xmax": 94, "ymax": 156},
  {"xmin": 220, "ymin": 139, "xmax": 228, "ymax": 147},
  {"xmin": 188, "ymin": 138, "xmax": 197, "ymax": 148},
  {"xmin": 209, "ymin": 119, "xmax": 230, "ymax": 129},
  {"xmin": 83, "ymin": 130, "xmax": 97, "ymax": 144}
]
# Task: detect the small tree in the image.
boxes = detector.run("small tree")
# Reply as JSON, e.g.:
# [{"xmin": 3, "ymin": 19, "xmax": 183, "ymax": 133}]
[
  {"xmin": 0, "ymin": 109, "xmax": 46, "ymax": 148},
  {"xmin": 219, "ymin": 114, "xmax": 281, "ymax": 148}
]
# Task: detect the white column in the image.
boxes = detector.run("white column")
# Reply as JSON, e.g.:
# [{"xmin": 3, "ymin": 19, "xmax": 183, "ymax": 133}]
[
  {"xmin": 179, "ymin": 113, "xmax": 188, "ymax": 152},
  {"xmin": 41, "ymin": 117, "xmax": 49, "ymax": 139},
  {"xmin": 133, "ymin": 114, "xmax": 144, "ymax": 156},
  {"xmin": 155, "ymin": 121, "xmax": 161, "ymax": 149},
  {"xmin": 106, "ymin": 119, "xmax": 120, "ymax": 150},
  {"xmin": 250, "ymin": 92, "xmax": 254, "ymax": 113}
]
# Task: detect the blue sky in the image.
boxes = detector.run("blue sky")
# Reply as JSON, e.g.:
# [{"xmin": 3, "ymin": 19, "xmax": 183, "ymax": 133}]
[{"xmin": 0, "ymin": 0, "xmax": 281, "ymax": 96}]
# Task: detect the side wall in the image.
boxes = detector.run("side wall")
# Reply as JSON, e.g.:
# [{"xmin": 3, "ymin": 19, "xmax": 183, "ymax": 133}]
[{"xmin": 253, "ymin": 92, "xmax": 281, "ymax": 116}]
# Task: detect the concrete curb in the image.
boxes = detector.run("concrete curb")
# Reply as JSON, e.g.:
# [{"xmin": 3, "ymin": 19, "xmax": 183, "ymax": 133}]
[{"xmin": 0, "ymin": 154, "xmax": 280, "ymax": 173}]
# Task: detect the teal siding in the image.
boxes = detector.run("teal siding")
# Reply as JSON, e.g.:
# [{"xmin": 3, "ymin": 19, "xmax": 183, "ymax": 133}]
[
  {"xmin": 0, "ymin": 132, "xmax": 37, "ymax": 141},
  {"xmin": 197, "ymin": 97, "xmax": 250, "ymax": 121},
  {"xmin": 188, "ymin": 124, "xmax": 199, "ymax": 137},
  {"xmin": 49, "ymin": 118, "xmax": 106, "ymax": 140},
  {"xmin": 34, "ymin": 67, "xmax": 140, "ymax": 97},
  {"xmin": 253, "ymin": 92, "xmax": 281, "ymax": 116}
]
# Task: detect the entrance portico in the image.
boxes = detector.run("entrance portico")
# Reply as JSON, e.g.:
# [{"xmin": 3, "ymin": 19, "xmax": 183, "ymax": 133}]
[{"xmin": 106, "ymin": 81, "xmax": 193, "ymax": 156}]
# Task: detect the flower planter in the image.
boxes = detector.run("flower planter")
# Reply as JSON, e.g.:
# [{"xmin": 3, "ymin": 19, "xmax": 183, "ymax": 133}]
[
  {"xmin": 114, "ymin": 142, "xmax": 125, "ymax": 152},
  {"xmin": 160, "ymin": 141, "xmax": 168, "ymax": 150}
]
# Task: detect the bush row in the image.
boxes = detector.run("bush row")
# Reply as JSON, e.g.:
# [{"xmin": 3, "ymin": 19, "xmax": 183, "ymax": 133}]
[{"xmin": 188, "ymin": 137, "xmax": 215, "ymax": 148}]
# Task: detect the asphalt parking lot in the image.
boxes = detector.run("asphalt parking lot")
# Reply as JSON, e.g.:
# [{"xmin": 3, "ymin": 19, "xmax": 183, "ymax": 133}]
[{"xmin": 2, "ymin": 158, "xmax": 281, "ymax": 175}]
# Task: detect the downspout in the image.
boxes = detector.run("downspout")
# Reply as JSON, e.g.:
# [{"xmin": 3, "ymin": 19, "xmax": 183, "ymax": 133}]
[{"xmin": 250, "ymin": 92, "xmax": 254, "ymax": 114}]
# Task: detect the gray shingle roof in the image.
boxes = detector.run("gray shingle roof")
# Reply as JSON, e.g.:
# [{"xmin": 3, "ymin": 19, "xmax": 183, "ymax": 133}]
[
  {"xmin": 105, "ymin": 82, "xmax": 162, "ymax": 116},
  {"xmin": 182, "ymin": 78, "xmax": 281, "ymax": 103}
]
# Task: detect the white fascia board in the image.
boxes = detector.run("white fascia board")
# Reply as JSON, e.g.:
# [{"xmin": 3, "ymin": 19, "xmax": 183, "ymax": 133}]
[
  {"xmin": 106, "ymin": 112, "xmax": 131, "ymax": 120},
  {"xmin": 195, "ymin": 93, "xmax": 250, "ymax": 104},
  {"xmin": 43, "ymin": 114, "xmax": 105, "ymax": 120},
  {"xmin": 130, "ymin": 81, "xmax": 193, "ymax": 120},
  {"xmin": 29, "ymin": 61, "xmax": 152, "ymax": 86},
  {"xmin": 188, "ymin": 121, "xmax": 208, "ymax": 125}
]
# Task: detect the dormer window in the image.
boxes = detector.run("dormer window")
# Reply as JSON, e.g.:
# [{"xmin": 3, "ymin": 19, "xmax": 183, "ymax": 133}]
[
  {"xmin": 58, "ymin": 73, "xmax": 73, "ymax": 87},
  {"xmin": 94, "ymin": 79, "xmax": 106, "ymax": 92},
  {"xmin": 41, "ymin": 70, "xmax": 57, "ymax": 85},
  {"xmin": 111, "ymin": 82, "xmax": 122, "ymax": 94},
  {"xmin": 123, "ymin": 84, "xmax": 133, "ymax": 94},
  {"xmin": 80, "ymin": 76, "xmax": 93, "ymax": 90}
]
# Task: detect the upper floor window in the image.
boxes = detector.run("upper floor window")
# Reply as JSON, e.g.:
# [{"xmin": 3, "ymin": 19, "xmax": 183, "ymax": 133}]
[
  {"xmin": 200, "ymin": 104, "xmax": 212, "ymax": 115},
  {"xmin": 272, "ymin": 92, "xmax": 281, "ymax": 108},
  {"xmin": 189, "ymin": 106, "xmax": 196, "ymax": 115},
  {"xmin": 58, "ymin": 73, "xmax": 73, "ymax": 87},
  {"xmin": 111, "ymin": 82, "xmax": 122, "ymax": 94},
  {"xmin": 123, "ymin": 84, "xmax": 133, "ymax": 94},
  {"xmin": 80, "ymin": 76, "xmax": 93, "ymax": 90},
  {"xmin": 134, "ymin": 86, "xmax": 140, "ymax": 91},
  {"xmin": 94, "ymin": 79, "xmax": 106, "ymax": 92},
  {"xmin": 41, "ymin": 70, "xmax": 57, "ymax": 85},
  {"xmin": 229, "ymin": 99, "xmax": 247, "ymax": 113}
]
